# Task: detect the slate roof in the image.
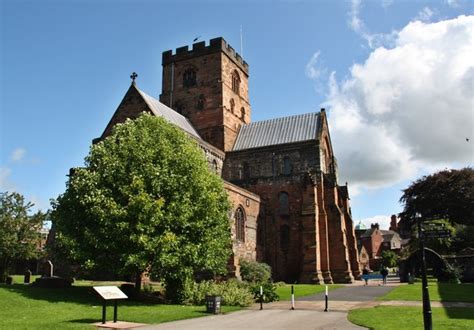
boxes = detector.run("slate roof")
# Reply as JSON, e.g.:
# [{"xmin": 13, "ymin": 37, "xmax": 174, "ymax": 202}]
[
  {"xmin": 233, "ymin": 112, "xmax": 320, "ymax": 151},
  {"xmin": 360, "ymin": 228, "xmax": 400, "ymax": 241},
  {"xmin": 136, "ymin": 87, "xmax": 201, "ymax": 139}
]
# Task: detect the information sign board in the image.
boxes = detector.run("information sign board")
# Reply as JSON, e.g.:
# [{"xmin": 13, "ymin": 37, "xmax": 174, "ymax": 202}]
[
  {"xmin": 422, "ymin": 230, "xmax": 451, "ymax": 239},
  {"xmin": 93, "ymin": 286, "xmax": 128, "ymax": 300}
]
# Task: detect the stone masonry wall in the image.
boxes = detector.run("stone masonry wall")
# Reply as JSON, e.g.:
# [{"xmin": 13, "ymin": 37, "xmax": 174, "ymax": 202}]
[
  {"xmin": 160, "ymin": 38, "xmax": 250, "ymax": 152},
  {"xmin": 224, "ymin": 182, "xmax": 260, "ymax": 279}
]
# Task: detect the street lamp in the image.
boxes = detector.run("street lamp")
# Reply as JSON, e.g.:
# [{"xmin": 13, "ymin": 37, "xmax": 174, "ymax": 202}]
[{"xmin": 416, "ymin": 213, "xmax": 432, "ymax": 330}]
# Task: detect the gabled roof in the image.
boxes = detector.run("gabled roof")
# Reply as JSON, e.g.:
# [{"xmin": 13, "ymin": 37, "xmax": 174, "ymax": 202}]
[
  {"xmin": 136, "ymin": 87, "xmax": 201, "ymax": 139},
  {"xmin": 232, "ymin": 112, "xmax": 320, "ymax": 151}
]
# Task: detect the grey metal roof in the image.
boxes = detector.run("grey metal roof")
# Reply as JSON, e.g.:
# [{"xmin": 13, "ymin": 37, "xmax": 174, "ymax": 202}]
[
  {"xmin": 136, "ymin": 87, "xmax": 201, "ymax": 139},
  {"xmin": 233, "ymin": 112, "xmax": 320, "ymax": 151}
]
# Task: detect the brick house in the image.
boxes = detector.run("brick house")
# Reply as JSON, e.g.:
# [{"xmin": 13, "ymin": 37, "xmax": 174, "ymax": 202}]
[
  {"xmin": 357, "ymin": 222, "xmax": 401, "ymax": 270},
  {"xmin": 95, "ymin": 37, "xmax": 361, "ymax": 283}
]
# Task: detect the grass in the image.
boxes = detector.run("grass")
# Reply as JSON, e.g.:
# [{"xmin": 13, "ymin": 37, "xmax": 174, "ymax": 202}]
[
  {"xmin": 275, "ymin": 284, "xmax": 342, "ymax": 301},
  {"xmin": 0, "ymin": 283, "xmax": 240, "ymax": 329},
  {"xmin": 10, "ymin": 274, "xmax": 41, "ymax": 283},
  {"xmin": 379, "ymin": 282, "xmax": 474, "ymax": 302},
  {"xmin": 348, "ymin": 306, "xmax": 474, "ymax": 330}
]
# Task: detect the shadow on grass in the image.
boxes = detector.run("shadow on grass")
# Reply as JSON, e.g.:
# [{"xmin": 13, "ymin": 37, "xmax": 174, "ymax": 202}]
[
  {"xmin": 442, "ymin": 307, "xmax": 474, "ymax": 321},
  {"xmin": 0, "ymin": 283, "xmax": 159, "ymax": 307},
  {"xmin": 438, "ymin": 282, "xmax": 474, "ymax": 320},
  {"xmin": 67, "ymin": 318, "xmax": 98, "ymax": 324}
]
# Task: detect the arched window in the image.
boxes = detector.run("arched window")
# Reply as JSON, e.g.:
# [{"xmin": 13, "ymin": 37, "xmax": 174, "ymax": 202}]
[
  {"xmin": 280, "ymin": 225, "xmax": 290, "ymax": 252},
  {"xmin": 183, "ymin": 69, "xmax": 197, "ymax": 88},
  {"xmin": 235, "ymin": 207, "xmax": 245, "ymax": 242},
  {"xmin": 242, "ymin": 161, "xmax": 250, "ymax": 180},
  {"xmin": 229, "ymin": 99, "xmax": 235, "ymax": 113},
  {"xmin": 212, "ymin": 159, "xmax": 218, "ymax": 173},
  {"xmin": 279, "ymin": 192, "xmax": 289, "ymax": 215},
  {"xmin": 282, "ymin": 156, "xmax": 292, "ymax": 175},
  {"xmin": 240, "ymin": 107, "xmax": 246, "ymax": 120},
  {"xmin": 231, "ymin": 70, "xmax": 240, "ymax": 94}
]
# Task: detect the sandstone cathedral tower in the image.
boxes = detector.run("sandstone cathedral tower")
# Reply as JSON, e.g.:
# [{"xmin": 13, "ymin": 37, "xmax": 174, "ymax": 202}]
[{"xmin": 97, "ymin": 37, "xmax": 361, "ymax": 283}]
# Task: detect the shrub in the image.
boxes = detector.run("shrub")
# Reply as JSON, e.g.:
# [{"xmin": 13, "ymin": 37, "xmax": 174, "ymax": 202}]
[
  {"xmin": 239, "ymin": 260, "xmax": 272, "ymax": 283},
  {"xmin": 185, "ymin": 280, "xmax": 254, "ymax": 307},
  {"xmin": 250, "ymin": 282, "xmax": 279, "ymax": 303}
]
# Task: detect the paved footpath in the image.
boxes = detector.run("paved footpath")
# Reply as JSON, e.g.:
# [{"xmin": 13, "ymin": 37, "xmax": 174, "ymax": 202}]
[
  {"xmin": 138, "ymin": 280, "xmax": 397, "ymax": 329},
  {"xmin": 139, "ymin": 309, "xmax": 364, "ymax": 329}
]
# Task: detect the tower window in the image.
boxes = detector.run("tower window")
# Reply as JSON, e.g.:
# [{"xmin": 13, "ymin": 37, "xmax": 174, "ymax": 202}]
[
  {"xmin": 280, "ymin": 225, "xmax": 290, "ymax": 252},
  {"xmin": 235, "ymin": 207, "xmax": 245, "ymax": 242},
  {"xmin": 279, "ymin": 192, "xmax": 289, "ymax": 215},
  {"xmin": 230, "ymin": 98, "xmax": 235, "ymax": 113},
  {"xmin": 212, "ymin": 159, "xmax": 218, "ymax": 173},
  {"xmin": 240, "ymin": 107, "xmax": 246, "ymax": 120},
  {"xmin": 232, "ymin": 70, "xmax": 240, "ymax": 95},
  {"xmin": 183, "ymin": 69, "xmax": 197, "ymax": 88}
]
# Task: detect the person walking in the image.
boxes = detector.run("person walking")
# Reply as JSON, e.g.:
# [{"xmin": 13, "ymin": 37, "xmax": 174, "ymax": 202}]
[
  {"xmin": 381, "ymin": 267, "xmax": 388, "ymax": 285},
  {"xmin": 363, "ymin": 267, "xmax": 369, "ymax": 286}
]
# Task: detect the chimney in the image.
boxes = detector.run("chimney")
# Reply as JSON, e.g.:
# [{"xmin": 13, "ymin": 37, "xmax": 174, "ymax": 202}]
[{"xmin": 390, "ymin": 215, "xmax": 398, "ymax": 231}]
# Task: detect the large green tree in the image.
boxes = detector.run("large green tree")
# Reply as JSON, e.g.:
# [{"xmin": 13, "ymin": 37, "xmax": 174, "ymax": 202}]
[
  {"xmin": 399, "ymin": 168, "xmax": 474, "ymax": 226},
  {"xmin": 52, "ymin": 114, "xmax": 231, "ymax": 301},
  {"xmin": 0, "ymin": 192, "xmax": 46, "ymax": 282},
  {"xmin": 399, "ymin": 168, "xmax": 473, "ymax": 255}
]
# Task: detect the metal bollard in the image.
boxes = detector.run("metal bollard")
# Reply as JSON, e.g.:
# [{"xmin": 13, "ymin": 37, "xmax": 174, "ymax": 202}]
[
  {"xmin": 290, "ymin": 285, "xmax": 295, "ymax": 310},
  {"xmin": 324, "ymin": 285, "xmax": 328, "ymax": 312}
]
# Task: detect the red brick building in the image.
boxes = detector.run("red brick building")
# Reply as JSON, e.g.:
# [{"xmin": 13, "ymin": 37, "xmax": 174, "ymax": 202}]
[
  {"xmin": 96, "ymin": 37, "xmax": 361, "ymax": 283},
  {"xmin": 356, "ymin": 221, "xmax": 401, "ymax": 270}
]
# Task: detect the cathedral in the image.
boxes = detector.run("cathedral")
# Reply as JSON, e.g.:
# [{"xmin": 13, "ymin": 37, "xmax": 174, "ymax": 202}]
[{"xmin": 96, "ymin": 37, "xmax": 361, "ymax": 283}]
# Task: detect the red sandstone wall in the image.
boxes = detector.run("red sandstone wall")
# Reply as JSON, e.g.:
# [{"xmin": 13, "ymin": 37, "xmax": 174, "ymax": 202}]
[{"xmin": 224, "ymin": 182, "xmax": 260, "ymax": 278}]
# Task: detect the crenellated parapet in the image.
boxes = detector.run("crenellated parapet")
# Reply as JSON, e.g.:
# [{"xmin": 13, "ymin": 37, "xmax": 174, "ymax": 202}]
[{"xmin": 162, "ymin": 37, "xmax": 249, "ymax": 75}]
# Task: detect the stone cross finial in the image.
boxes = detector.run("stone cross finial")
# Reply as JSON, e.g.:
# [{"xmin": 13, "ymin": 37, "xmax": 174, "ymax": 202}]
[{"xmin": 130, "ymin": 72, "xmax": 138, "ymax": 85}]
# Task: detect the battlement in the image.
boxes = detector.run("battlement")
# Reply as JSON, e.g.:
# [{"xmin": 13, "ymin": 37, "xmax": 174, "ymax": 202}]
[{"xmin": 162, "ymin": 37, "xmax": 249, "ymax": 74}]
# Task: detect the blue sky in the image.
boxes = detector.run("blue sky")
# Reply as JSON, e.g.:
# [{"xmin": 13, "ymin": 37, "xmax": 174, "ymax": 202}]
[{"xmin": 1, "ymin": 0, "xmax": 473, "ymax": 229}]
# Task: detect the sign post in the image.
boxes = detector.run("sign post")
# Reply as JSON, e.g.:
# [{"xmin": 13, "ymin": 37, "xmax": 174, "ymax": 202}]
[
  {"xmin": 416, "ymin": 215, "xmax": 432, "ymax": 330},
  {"xmin": 93, "ymin": 286, "xmax": 128, "ymax": 324}
]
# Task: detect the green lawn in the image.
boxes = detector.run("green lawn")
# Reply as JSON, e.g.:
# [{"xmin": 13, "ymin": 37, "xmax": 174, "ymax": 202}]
[
  {"xmin": 0, "ymin": 283, "xmax": 240, "ymax": 329},
  {"xmin": 349, "ymin": 306, "xmax": 474, "ymax": 330},
  {"xmin": 379, "ymin": 283, "xmax": 474, "ymax": 302},
  {"xmin": 275, "ymin": 284, "xmax": 342, "ymax": 301}
]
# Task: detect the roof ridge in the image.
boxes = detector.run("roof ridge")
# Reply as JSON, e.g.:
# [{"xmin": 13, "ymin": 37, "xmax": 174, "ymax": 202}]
[
  {"xmin": 134, "ymin": 86, "xmax": 201, "ymax": 139},
  {"xmin": 243, "ymin": 111, "xmax": 320, "ymax": 127}
]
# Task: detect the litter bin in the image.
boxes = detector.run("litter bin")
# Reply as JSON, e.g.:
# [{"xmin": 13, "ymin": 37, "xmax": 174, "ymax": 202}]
[{"xmin": 205, "ymin": 295, "xmax": 221, "ymax": 314}]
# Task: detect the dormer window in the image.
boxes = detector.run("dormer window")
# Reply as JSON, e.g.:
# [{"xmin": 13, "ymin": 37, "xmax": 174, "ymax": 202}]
[
  {"xmin": 231, "ymin": 70, "xmax": 240, "ymax": 95},
  {"xmin": 183, "ymin": 69, "xmax": 197, "ymax": 88}
]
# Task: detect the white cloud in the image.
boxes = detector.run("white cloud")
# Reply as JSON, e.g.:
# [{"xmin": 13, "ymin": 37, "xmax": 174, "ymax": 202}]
[
  {"xmin": 0, "ymin": 167, "xmax": 16, "ymax": 192},
  {"xmin": 326, "ymin": 15, "xmax": 474, "ymax": 190},
  {"xmin": 305, "ymin": 51, "xmax": 323, "ymax": 79},
  {"xmin": 357, "ymin": 215, "xmax": 392, "ymax": 230},
  {"xmin": 348, "ymin": 0, "xmax": 397, "ymax": 49},
  {"xmin": 415, "ymin": 7, "xmax": 435, "ymax": 22},
  {"xmin": 382, "ymin": 0, "xmax": 394, "ymax": 9},
  {"xmin": 446, "ymin": 0, "xmax": 459, "ymax": 8},
  {"xmin": 10, "ymin": 148, "xmax": 26, "ymax": 162}
]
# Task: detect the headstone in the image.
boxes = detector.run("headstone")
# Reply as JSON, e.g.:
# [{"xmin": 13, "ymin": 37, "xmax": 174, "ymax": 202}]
[
  {"xmin": 42, "ymin": 260, "xmax": 53, "ymax": 277},
  {"xmin": 24, "ymin": 269, "xmax": 32, "ymax": 284}
]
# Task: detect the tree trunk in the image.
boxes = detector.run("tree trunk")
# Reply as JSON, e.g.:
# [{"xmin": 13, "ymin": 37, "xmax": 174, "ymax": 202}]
[{"xmin": 134, "ymin": 271, "xmax": 142, "ymax": 293}]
